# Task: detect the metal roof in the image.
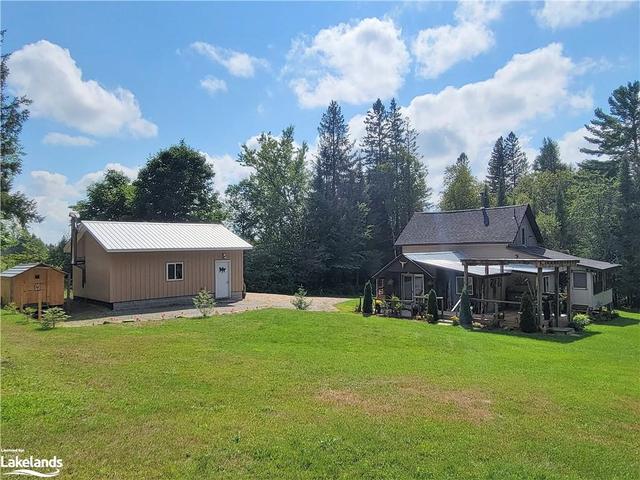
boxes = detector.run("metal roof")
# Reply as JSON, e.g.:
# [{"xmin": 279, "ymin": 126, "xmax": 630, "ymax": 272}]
[
  {"xmin": 1, "ymin": 263, "xmax": 64, "ymax": 278},
  {"xmin": 405, "ymin": 252, "xmax": 505, "ymax": 277},
  {"xmin": 395, "ymin": 205, "xmax": 543, "ymax": 246},
  {"xmin": 79, "ymin": 221, "xmax": 253, "ymax": 252}
]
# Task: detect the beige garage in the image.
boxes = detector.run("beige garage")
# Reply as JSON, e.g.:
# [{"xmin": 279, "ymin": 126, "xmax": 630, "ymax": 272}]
[{"xmin": 69, "ymin": 221, "xmax": 252, "ymax": 310}]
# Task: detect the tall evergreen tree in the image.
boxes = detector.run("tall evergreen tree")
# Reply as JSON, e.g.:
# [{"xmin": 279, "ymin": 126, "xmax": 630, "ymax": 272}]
[
  {"xmin": 581, "ymin": 81, "xmax": 640, "ymax": 179},
  {"xmin": 486, "ymin": 137, "xmax": 507, "ymax": 206},
  {"xmin": 0, "ymin": 30, "xmax": 39, "ymax": 226},
  {"xmin": 440, "ymin": 153, "xmax": 482, "ymax": 211},
  {"xmin": 307, "ymin": 101, "xmax": 369, "ymax": 291},
  {"xmin": 616, "ymin": 155, "xmax": 640, "ymax": 306},
  {"xmin": 504, "ymin": 131, "xmax": 528, "ymax": 196},
  {"xmin": 534, "ymin": 137, "xmax": 564, "ymax": 172},
  {"xmin": 362, "ymin": 99, "xmax": 392, "ymax": 264}
]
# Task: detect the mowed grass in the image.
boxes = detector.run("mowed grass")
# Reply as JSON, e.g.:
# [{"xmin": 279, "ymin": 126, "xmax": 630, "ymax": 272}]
[{"xmin": 1, "ymin": 309, "xmax": 639, "ymax": 479}]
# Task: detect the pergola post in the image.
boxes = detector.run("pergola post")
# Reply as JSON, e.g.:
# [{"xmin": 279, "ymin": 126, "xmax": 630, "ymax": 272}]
[
  {"xmin": 463, "ymin": 263, "xmax": 468, "ymax": 291},
  {"xmin": 537, "ymin": 266, "xmax": 544, "ymax": 328},
  {"xmin": 567, "ymin": 265, "xmax": 573, "ymax": 324},
  {"xmin": 554, "ymin": 267, "xmax": 560, "ymax": 327}
]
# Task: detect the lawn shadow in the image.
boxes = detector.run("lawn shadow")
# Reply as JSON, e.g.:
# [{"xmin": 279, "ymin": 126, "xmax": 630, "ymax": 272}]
[
  {"xmin": 470, "ymin": 326, "xmax": 600, "ymax": 343},
  {"xmin": 594, "ymin": 316, "xmax": 640, "ymax": 327}
]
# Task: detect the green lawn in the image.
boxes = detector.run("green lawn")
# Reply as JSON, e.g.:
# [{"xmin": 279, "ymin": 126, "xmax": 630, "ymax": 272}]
[{"xmin": 1, "ymin": 308, "xmax": 639, "ymax": 479}]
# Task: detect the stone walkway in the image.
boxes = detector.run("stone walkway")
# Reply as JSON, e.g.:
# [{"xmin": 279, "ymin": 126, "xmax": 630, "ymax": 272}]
[{"xmin": 62, "ymin": 292, "xmax": 349, "ymax": 327}]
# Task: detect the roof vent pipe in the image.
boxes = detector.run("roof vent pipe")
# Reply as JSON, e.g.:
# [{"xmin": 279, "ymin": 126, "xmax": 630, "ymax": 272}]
[{"xmin": 480, "ymin": 190, "xmax": 489, "ymax": 226}]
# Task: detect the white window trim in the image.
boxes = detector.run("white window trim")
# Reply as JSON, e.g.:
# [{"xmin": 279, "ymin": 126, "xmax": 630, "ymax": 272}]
[
  {"xmin": 455, "ymin": 276, "xmax": 473, "ymax": 296},
  {"xmin": 166, "ymin": 262, "xmax": 184, "ymax": 282},
  {"xmin": 572, "ymin": 271, "xmax": 588, "ymax": 290}
]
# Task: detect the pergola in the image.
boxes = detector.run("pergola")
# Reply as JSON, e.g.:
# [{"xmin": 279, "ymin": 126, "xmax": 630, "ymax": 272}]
[{"xmin": 460, "ymin": 257, "xmax": 580, "ymax": 326}]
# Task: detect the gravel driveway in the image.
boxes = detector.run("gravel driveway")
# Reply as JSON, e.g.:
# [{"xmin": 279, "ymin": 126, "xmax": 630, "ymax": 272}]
[{"xmin": 62, "ymin": 292, "xmax": 349, "ymax": 327}]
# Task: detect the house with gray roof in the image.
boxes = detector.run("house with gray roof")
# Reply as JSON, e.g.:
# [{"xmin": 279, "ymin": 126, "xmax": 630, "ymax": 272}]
[{"xmin": 373, "ymin": 204, "xmax": 619, "ymax": 323}]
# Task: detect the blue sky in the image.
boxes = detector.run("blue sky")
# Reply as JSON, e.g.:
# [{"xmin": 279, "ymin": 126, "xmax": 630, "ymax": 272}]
[{"xmin": 2, "ymin": 1, "xmax": 638, "ymax": 242}]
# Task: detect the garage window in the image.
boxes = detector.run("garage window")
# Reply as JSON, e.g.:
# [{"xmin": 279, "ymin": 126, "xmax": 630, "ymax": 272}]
[{"xmin": 166, "ymin": 262, "xmax": 183, "ymax": 281}]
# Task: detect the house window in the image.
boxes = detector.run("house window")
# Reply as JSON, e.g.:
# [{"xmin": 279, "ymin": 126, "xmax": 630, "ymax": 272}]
[
  {"xmin": 521, "ymin": 228, "xmax": 526, "ymax": 245},
  {"xmin": 455, "ymin": 276, "xmax": 473, "ymax": 296},
  {"xmin": 543, "ymin": 275, "xmax": 550, "ymax": 293},
  {"xmin": 376, "ymin": 277, "xmax": 385, "ymax": 297},
  {"xmin": 573, "ymin": 271, "xmax": 587, "ymax": 289},
  {"xmin": 414, "ymin": 275, "xmax": 425, "ymax": 298},
  {"xmin": 166, "ymin": 262, "xmax": 184, "ymax": 281}
]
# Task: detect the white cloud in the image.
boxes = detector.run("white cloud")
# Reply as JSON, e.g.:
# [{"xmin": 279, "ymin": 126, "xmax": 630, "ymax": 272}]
[
  {"xmin": 558, "ymin": 126, "xmax": 591, "ymax": 166},
  {"xmin": 412, "ymin": 1, "xmax": 503, "ymax": 78},
  {"xmin": 25, "ymin": 163, "xmax": 139, "ymax": 243},
  {"xmin": 535, "ymin": 1, "xmax": 634, "ymax": 29},
  {"xmin": 200, "ymin": 76, "xmax": 228, "ymax": 95},
  {"xmin": 285, "ymin": 17, "xmax": 410, "ymax": 108},
  {"xmin": 43, "ymin": 132, "xmax": 96, "ymax": 147},
  {"xmin": 202, "ymin": 152, "xmax": 253, "ymax": 195},
  {"xmin": 190, "ymin": 42, "xmax": 268, "ymax": 78},
  {"xmin": 348, "ymin": 43, "xmax": 588, "ymax": 202},
  {"xmin": 7, "ymin": 40, "xmax": 157, "ymax": 138}
]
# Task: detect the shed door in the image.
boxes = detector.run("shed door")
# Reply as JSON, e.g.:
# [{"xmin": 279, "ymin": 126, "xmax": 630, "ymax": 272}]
[{"xmin": 215, "ymin": 260, "xmax": 230, "ymax": 299}]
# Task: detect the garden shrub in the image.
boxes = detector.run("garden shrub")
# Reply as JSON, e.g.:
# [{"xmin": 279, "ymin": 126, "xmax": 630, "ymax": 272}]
[
  {"xmin": 362, "ymin": 282, "xmax": 373, "ymax": 315},
  {"xmin": 426, "ymin": 289, "xmax": 439, "ymax": 323},
  {"xmin": 41, "ymin": 307, "xmax": 69, "ymax": 330},
  {"xmin": 193, "ymin": 289, "xmax": 216, "ymax": 317},
  {"xmin": 291, "ymin": 286, "xmax": 312, "ymax": 310},
  {"xmin": 389, "ymin": 295, "xmax": 402, "ymax": 316},
  {"xmin": 459, "ymin": 287, "xmax": 473, "ymax": 328},
  {"xmin": 570, "ymin": 313, "xmax": 591, "ymax": 332},
  {"xmin": 519, "ymin": 293, "xmax": 537, "ymax": 333},
  {"xmin": 450, "ymin": 315, "xmax": 460, "ymax": 326},
  {"xmin": 4, "ymin": 303, "xmax": 19, "ymax": 314},
  {"xmin": 23, "ymin": 306, "xmax": 37, "ymax": 318},
  {"xmin": 424, "ymin": 313, "xmax": 434, "ymax": 323}
]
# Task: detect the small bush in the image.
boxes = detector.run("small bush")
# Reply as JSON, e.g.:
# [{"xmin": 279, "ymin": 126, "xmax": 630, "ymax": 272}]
[
  {"xmin": 193, "ymin": 289, "xmax": 216, "ymax": 317},
  {"xmin": 424, "ymin": 313, "xmax": 434, "ymax": 323},
  {"xmin": 450, "ymin": 316, "xmax": 460, "ymax": 327},
  {"xmin": 426, "ymin": 289, "xmax": 439, "ymax": 323},
  {"xmin": 389, "ymin": 295, "xmax": 402, "ymax": 316},
  {"xmin": 291, "ymin": 286, "xmax": 312, "ymax": 310},
  {"xmin": 4, "ymin": 303, "xmax": 19, "ymax": 314},
  {"xmin": 570, "ymin": 313, "xmax": 591, "ymax": 332},
  {"xmin": 23, "ymin": 306, "xmax": 37, "ymax": 318},
  {"xmin": 362, "ymin": 282, "xmax": 373, "ymax": 315},
  {"xmin": 41, "ymin": 307, "xmax": 69, "ymax": 330},
  {"xmin": 459, "ymin": 287, "xmax": 473, "ymax": 328},
  {"xmin": 519, "ymin": 293, "xmax": 537, "ymax": 333}
]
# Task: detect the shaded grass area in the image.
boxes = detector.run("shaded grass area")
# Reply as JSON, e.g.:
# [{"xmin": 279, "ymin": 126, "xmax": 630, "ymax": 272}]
[
  {"xmin": 1, "ymin": 308, "xmax": 639, "ymax": 479},
  {"xmin": 335, "ymin": 297, "xmax": 359, "ymax": 313}
]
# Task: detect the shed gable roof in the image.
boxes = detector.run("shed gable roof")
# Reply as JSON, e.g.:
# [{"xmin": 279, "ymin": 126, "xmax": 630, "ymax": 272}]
[
  {"xmin": 1, "ymin": 263, "xmax": 65, "ymax": 278},
  {"xmin": 79, "ymin": 221, "xmax": 253, "ymax": 252},
  {"xmin": 395, "ymin": 205, "xmax": 543, "ymax": 246}
]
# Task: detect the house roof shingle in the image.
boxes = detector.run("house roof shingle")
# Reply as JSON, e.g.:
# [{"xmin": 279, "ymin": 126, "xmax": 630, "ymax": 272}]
[{"xmin": 395, "ymin": 205, "xmax": 540, "ymax": 246}]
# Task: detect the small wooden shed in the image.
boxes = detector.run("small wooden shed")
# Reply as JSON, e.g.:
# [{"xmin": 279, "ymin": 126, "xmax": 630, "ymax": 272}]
[{"xmin": 1, "ymin": 263, "xmax": 65, "ymax": 308}]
